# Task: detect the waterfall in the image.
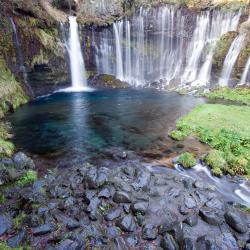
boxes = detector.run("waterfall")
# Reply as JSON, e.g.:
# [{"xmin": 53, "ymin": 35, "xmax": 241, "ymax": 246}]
[
  {"xmin": 10, "ymin": 18, "xmax": 33, "ymax": 95},
  {"xmin": 239, "ymin": 54, "xmax": 250, "ymax": 85},
  {"xmin": 219, "ymin": 34, "xmax": 245, "ymax": 86},
  {"xmin": 67, "ymin": 16, "xmax": 88, "ymax": 91},
  {"xmin": 92, "ymin": 6, "xmax": 241, "ymax": 87}
]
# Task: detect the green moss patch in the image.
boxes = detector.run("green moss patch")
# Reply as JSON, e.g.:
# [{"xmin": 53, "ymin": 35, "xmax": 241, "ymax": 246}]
[
  {"xmin": 17, "ymin": 170, "xmax": 37, "ymax": 187},
  {"xmin": 206, "ymin": 87, "xmax": 250, "ymax": 106},
  {"xmin": 171, "ymin": 104, "xmax": 250, "ymax": 177},
  {"xmin": 177, "ymin": 152, "xmax": 196, "ymax": 168}
]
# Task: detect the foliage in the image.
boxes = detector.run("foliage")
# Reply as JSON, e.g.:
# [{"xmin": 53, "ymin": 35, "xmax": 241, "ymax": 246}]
[
  {"xmin": 177, "ymin": 152, "xmax": 196, "ymax": 168},
  {"xmin": 17, "ymin": 170, "xmax": 37, "ymax": 187},
  {"xmin": 171, "ymin": 104, "xmax": 250, "ymax": 177},
  {"xmin": 169, "ymin": 130, "xmax": 186, "ymax": 141},
  {"xmin": 206, "ymin": 87, "xmax": 250, "ymax": 106},
  {"xmin": 0, "ymin": 194, "xmax": 5, "ymax": 204},
  {"xmin": 13, "ymin": 212, "xmax": 26, "ymax": 229},
  {"xmin": 0, "ymin": 242, "xmax": 23, "ymax": 250}
]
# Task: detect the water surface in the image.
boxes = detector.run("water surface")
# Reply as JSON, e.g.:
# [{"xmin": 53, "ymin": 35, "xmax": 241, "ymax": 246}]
[{"xmin": 9, "ymin": 89, "xmax": 205, "ymax": 164}]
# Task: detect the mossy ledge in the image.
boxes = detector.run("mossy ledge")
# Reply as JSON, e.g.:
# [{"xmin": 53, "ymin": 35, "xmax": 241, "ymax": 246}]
[{"xmin": 170, "ymin": 98, "xmax": 250, "ymax": 178}]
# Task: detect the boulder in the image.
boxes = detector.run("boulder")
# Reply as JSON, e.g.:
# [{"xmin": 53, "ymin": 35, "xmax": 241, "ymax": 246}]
[
  {"xmin": 116, "ymin": 215, "xmax": 136, "ymax": 232},
  {"xmin": 105, "ymin": 208, "xmax": 122, "ymax": 221},
  {"xmin": 224, "ymin": 210, "xmax": 248, "ymax": 233},
  {"xmin": 0, "ymin": 214, "xmax": 13, "ymax": 236},
  {"xmin": 199, "ymin": 207, "xmax": 224, "ymax": 225},
  {"xmin": 32, "ymin": 224, "xmax": 54, "ymax": 236},
  {"xmin": 113, "ymin": 191, "xmax": 132, "ymax": 203},
  {"xmin": 160, "ymin": 233, "xmax": 179, "ymax": 250}
]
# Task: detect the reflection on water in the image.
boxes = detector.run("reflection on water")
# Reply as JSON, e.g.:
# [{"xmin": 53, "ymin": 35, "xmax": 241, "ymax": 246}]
[{"xmin": 9, "ymin": 89, "xmax": 205, "ymax": 163}]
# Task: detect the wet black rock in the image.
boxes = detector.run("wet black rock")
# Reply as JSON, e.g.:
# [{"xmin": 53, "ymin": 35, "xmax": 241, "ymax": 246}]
[
  {"xmin": 57, "ymin": 239, "xmax": 79, "ymax": 250},
  {"xmin": 32, "ymin": 224, "xmax": 54, "ymax": 236},
  {"xmin": 116, "ymin": 215, "xmax": 136, "ymax": 232},
  {"xmin": 7, "ymin": 229, "xmax": 26, "ymax": 248},
  {"xmin": 113, "ymin": 191, "xmax": 132, "ymax": 203},
  {"xmin": 131, "ymin": 201, "xmax": 149, "ymax": 215},
  {"xmin": 142, "ymin": 224, "xmax": 158, "ymax": 240},
  {"xmin": 206, "ymin": 198, "xmax": 225, "ymax": 211},
  {"xmin": 224, "ymin": 210, "xmax": 248, "ymax": 233},
  {"xmin": 181, "ymin": 238, "xmax": 196, "ymax": 250},
  {"xmin": 98, "ymin": 187, "xmax": 111, "ymax": 198},
  {"xmin": 160, "ymin": 233, "xmax": 179, "ymax": 250},
  {"xmin": 13, "ymin": 152, "xmax": 35, "ymax": 169},
  {"xmin": 105, "ymin": 208, "xmax": 122, "ymax": 221},
  {"xmin": 199, "ymin": 207, "xmax": 224, "ymax": 225},
  {"xmin": 132, "ymin": 170, "xmax": 151, "ymax": 191},
  {"xmin": 85, "ymin": 167, "xmax": 108, "ymax": 189},
  {"xmin": 196, "ymin": 235, "xmax": 219, "ymax": 249},
  {"xmin": 184, "ymin": 196, "xmax": 197, "ymax": 209},
  {"xmin": 216, "ymin": 232, "xmax": 239, "ymax": 249},
  {"xmin": 0, "ymin": 214, "xmax": 13, "ymax": 236},
  {"xmin": 184, "ymin": 214, "xmax": 198, "ymax": 227}
]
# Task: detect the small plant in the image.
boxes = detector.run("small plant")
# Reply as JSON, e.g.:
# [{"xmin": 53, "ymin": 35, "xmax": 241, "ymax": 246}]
[
  {"xmin": 13, "ymin": 212, "xmax": 26, "ymax": 229},
  {"xmin": 17, "ymin": 170, "xmax": 37, "ymax": 187},
  {"xmin": 177, "ymin": 152, "xmax": 196, "ymax": 168},
  {"xmin": 0, "ymin": 194, "xmax": 6, "ymax": 204},
  {"xmin": 0, "ymin": 139, "xmax": 14, "ymax": 157},
  {"xmin": 169, "ymin": 130, "xmax": 186, "ymax": 141}
]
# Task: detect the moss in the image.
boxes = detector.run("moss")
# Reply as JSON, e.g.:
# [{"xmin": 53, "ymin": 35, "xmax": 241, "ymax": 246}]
[
  {"xmin": 206, "ymin": 87, "xmax": 250, "ymax": 106},
  {"xmin": 0, "ymin": 194, "xmax": 6, "ymax": 204},
  {"xmin": 169, "ymin": 130, "xmax": 187, "ymax": 141},
  {"xmin": 204, "ymin": 150, "xmax": 227, "ymax": 176},
  {"xmin": 177, "ymin": 152, "xmax": 196, "ymax": 168},
  {"xmin": 17, "ymin": 170, "xmax": 37, "ymax": 187},
  {"xmin": 0, "ymin": 242, "xmax": 23, "ymax": 250},
  {"xmin": 173, "ymin": 104, "xmax": 250, "ymax": 176},
  {"xmin": 0, "ymin": 139, "xmax": 14, "ymax": 157},
  {"xmin": 13, "ymin": 212, "xmax": 26, "ymax": 229}
]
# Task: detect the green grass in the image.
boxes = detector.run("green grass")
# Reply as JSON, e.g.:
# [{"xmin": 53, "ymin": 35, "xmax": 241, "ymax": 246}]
[
  {"xmin": 17, "ymin": 170, "xmax": 37, "ymax": 187},
  {"xmin": 206, "ymin": 87, "xmax": 250, "ymax": 106},
  {"xmin": 171, "ymin": 104, "xmax": 250, "ymax": 177},
  {"xmin": 0, "ymin": 242, "xmax": 23, "ymax": 250},
  {"xmin": 177, "ymin": 152, "xmax": 196, "ymax": 168}
]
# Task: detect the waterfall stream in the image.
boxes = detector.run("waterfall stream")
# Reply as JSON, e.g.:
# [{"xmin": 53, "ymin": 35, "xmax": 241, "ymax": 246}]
[
  {"xmin": 240, "ymin": 54, "xmax": 250, "ymax": 85},
  {"xmin": 92, "ymin": 6, "xmax": 241, "ymax": 87},
  {"xmin": 219, "ymin": 34, "xmax": 246, "ymax": 86}
]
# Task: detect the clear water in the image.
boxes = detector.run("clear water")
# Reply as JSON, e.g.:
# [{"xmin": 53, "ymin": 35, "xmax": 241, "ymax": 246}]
[{"xmin": 9, "ymin": 89, "xmax": 205, "ymax": 163}]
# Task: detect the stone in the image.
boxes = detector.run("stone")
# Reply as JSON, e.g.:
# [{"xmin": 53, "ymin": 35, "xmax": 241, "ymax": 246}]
[
  {"xmin": 13, "ymin": 152, "xmax": 35, "ymax": 169},
  {"xmin": 98, "ymin": 187, "xmax": 111, "ymax": 198},
  {"xmin": 7, "ymin": 229, "xmax": 26, "ymax": 248},
  {"xmin": 196, "ymin": 235, "xmax": 220, "ymax": 250},
  {"xmin": 54, "ymin": 213, "xmax": 80, "ymax": 230},
  {"xmin": 184, "ymin": 214, "xmax": 198, "ymax": 227},
  {"xmin": 160, "ymin": 233, "xmax": 179, "ymax": 250},
  {"xmin": 86, "ymin": 197, "xmax": 100, "ymax": 213},
  {"xmin": 126, "ymin": 235, "xmax": 138, "ymax": 247},
  {"xmin": 123, "ymin": 204, "xmax": 130, "ymax": 213},
  {"xmin": 105, "ymin": 208, "xmax": 121, "ymax": 221},
  {"xmin": 132, "ymin": 170, "xmax": 151, "ymax": 191},
  {"xmin": 142, "ymin": 224, "xmax": 158, "ymax": 240},
  {"xmin": 181, "ymin": 238, "xmax": 196, "ymax": 250},
  {"xmin": 57, "ymin": 239, "xmax": 79, "ymax": 250},
  {"xmin": 0, "ymin": 214, "xmax": 13, "ymax": 236},
  {"xmin": 32, "ymin": 224, "xmax": 54, "ymax": 236},
  {"xmin": 184, "ymin": 196, "xmax": 197, "ymax": 209},
  {"xmin": 224, "ymin": 210, "xmax": 248, "ymax": 233},
  {"xmin": 116, "ymin": 215, "xmax": 136, "ymax": 232},
  {"xmin": 107, "ymin": 226, "xmax": 120, "ymax": 239},
  {"xmin": 199, "ymin": 207, "xmax": 224, "ymax": 225},
  {"xmin": 113, "ymin": 191, "xmax": 131, "ymax": 203},
  {"xmin": 85, "ymin": 168, "xmax": 108, "ymax": 189},
  {"xmin": 245, "ymin": 243, "xmax": 250, "ymax": 250},
  {"xmin": 84, "ymin": 190, "xmax": 96, "ymax": 204},
  {"xmin": 131, "ymin": 202, "xmax": 149, "ymax": 215},
  {"xmin": 206, "ymin": 198, "xmax": 225, "ymax": 211},
  {"xmin": 216, "ymin": 232, "xmax": 239, "ymax": 250}
]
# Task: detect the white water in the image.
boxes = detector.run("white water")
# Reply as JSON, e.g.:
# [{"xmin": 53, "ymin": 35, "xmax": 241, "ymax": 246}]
[
  {"xmin": 219, "ymin": 34, "xmax": 245, "ymax": 86},
  {"xmin": 240, "ymin": 54, "xmax": 250, "ymax": 85},
  {"xmin": 175, "ymin": 163, "xmax": 250, "ymax": 206},
  {"xmin": 66, "ymin": 16, "xmax": 89, "ymax": 92},
  {"xmin": 92, "ymin": 6, "xmax": 241, "ymax": 87}
]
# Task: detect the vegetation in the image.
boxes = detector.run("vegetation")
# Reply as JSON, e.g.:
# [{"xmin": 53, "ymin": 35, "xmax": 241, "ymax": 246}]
[
  {"xmin": 0, "ymin": 242, "xmax": 23, "ymax": 250},
  {"xmin": 177, "ymin": 152, "xmax": 196, "ymax": 168},
  {"xmin": 171, "ymin": 104, "xmax": 250, "ymax": 177},
  {"xmin": 206, "ymin": 87, "xmax": 250, "ymax": 106},
  {"xmin": 17, "ymin": 170, "xmax": 37, "ymax": 187}
]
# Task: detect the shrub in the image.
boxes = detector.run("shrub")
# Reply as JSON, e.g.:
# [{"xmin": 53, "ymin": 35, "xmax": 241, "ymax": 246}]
[
  {"xmin": 204, "ymin": 150, "xmax": 227, "ymax": 175},
  {"xmin": 177, "ymin": 152, "xmax": 196, "ymax": 168},
  {"xmin": 169, "ymin": 130, "xmax": 186, "ymax": 141}
]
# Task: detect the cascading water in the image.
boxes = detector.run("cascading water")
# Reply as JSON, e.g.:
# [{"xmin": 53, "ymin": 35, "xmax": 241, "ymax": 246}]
[
  {"xmin": 92, "ymin": 6, "xmax": 241, "ymax": 87},
  {"xmin": 10, "ymin": 18, "xmax": 33, "ymax": 95},
  {"xmin": 65, "ymin": 16, "xmax": 89, "ymax": 91},
  {"xmin": 219, "ymin": 34, "xmax": 245, "ymax": 86},
  {"xmin": 240, "ymin": 54, "xmax": 250, "ymax": 85}
]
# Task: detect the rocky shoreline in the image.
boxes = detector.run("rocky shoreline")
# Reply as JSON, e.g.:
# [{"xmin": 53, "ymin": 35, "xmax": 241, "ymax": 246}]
[{"xmin": 0, "ymin": 150, "xmax": 250, "ymax": 249}]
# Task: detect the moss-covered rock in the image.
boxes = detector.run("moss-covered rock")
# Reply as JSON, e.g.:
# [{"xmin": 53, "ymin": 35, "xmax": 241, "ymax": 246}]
[
  {"xmin": 89, "ymin": 74, "xmax": 130, "ymax": 88},
  {"xmin": 177, "ymin": 152, "xmax": 196, "ymax": 168}
]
